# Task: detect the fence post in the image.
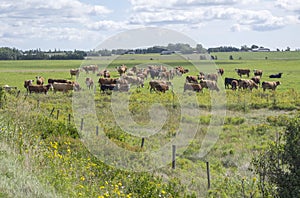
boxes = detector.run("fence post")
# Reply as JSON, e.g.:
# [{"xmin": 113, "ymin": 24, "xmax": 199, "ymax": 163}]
[
  {"xmin": 56, "ymin": 109, "xmax": 60, "ymax": 120},
  {"xmin": 141, "ymin": 137, "xmax": 145, "ymax": 148},
  {"xmin": 49, "ymin": 107, "xmax": 55, "ymax": 117},
  {"xmin": 80, "ymin": 118, "xmax": 84, "ymax": 130},
  {"xmin": 206, "ymin": 161, "xmax": 211, "ymax": 189},
  {"xmin": 96, "ymin": 126, "xmax": 99, "ymax": 136},
  {"xmin": 172, "ymin": 145, "xmax": 176, "ymax": 169}
]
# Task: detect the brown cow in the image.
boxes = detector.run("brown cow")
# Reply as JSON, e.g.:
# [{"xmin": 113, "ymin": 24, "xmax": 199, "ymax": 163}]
[
  {"xmin": 83, "ymin": 65, "xmax": 98, "ymax": 74},
  {"xmin": 200, "ymin": 80, "xmax": 219, "ymax": 91},
  {"xmin": 251, "ymin": 76, "xmax": 261, "ymax": 85},
  {"xmin": 238, "ymin": 79, "xmax": 258, "ymax": 90},
  {"xmin": 175, "ymin": 66, "xmax": 189, "ymax": 74},
  {"xmin": 85, "ymin": 77, "xmax": 94, "ymax": 90},
  {"xmin": 186, "ymin": 75, "xmax": 198, "ymax": 83},
  {"xmin": 36, "ymin": 76, "xmax": 45, "ymax": 85},
  {"xmin": 70, "ymin": 69, "xmax": 79, "ymax": 78},
  {"xmin": 235, "ymin": 69, "xmax": 250, "ymax": 77},
  {"xmin": 217, "ymin": 68, "xmax": 224, "ymax": 76},
  {"xmin": 52, "ymin": 82, "xmax": 74, "ymax": 93},
  {"xmin": 28, "ymin": 84, "xmax": 52, "ymax": 94},
  {"xmin": 262, "ymin": 81, "xmax": 281, "ymax": 91},
  {"xmin": 116, "ymin": 65, "xmax": 127, "ymax": 76},
  {"xmin": 184, "ymin": 83, "xmax": 202, "ymax": 92},
  {"xmin": 149, "ymin": 80, "xmax": 171, "ymax": 93},
  {"xmin": 253, "ymin": 69, "xmax": 263, "ymax": 77}
]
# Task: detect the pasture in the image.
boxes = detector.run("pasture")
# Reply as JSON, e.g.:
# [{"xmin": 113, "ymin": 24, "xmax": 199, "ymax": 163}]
[{"xmin": 0, "ymin": 51, "xmax": 299, "ymax": 197}]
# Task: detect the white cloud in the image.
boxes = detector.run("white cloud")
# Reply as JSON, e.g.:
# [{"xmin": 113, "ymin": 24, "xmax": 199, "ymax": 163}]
[
  {"xmin": 86, "ymin": 20, "xmax": 128, "ymax": 31},
  {"xmin": 276, "ymin": 0, "xmax": 300, "ymax": 12},
  {"xmin": 128, "ymin": 3, "xmax": 300, "ymax": 32}
]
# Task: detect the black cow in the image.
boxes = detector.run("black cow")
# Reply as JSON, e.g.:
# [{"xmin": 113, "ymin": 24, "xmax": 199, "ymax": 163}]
[
  {"xmin": 269, "ymin": 73, "xmax": 283, "ymax": 78},
  {"xmin": 224, "ymin": 77, "xmax": 238, "ymax": 89}
]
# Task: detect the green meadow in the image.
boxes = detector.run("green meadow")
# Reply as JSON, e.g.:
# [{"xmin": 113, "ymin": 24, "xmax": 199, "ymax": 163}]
[{"xmin": 0, "ymin": 51, "xmax": 299, "ymax": 197}]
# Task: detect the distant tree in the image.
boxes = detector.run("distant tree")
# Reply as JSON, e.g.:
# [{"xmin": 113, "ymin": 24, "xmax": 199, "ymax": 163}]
[
  {"xmin": 241, "ymin": 45, "xmax": 250, "ymax": 51},
  {"xmin": 276, "ymin": 48, "xmax": 280, "ymax": 52},
  {"xmin": 285, "ymin": 47, "xmax": 290, "ymax": 51},
  {"xmin": 251, "ymin": 45, "xmax": 259, "ymax": 49},
  {"xmin": 196, "ymin": 44, "xmax": 207, "ymax": 53}
]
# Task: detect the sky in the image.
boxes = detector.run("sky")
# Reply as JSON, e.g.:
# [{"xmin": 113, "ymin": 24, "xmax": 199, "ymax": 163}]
[{"xmin": 0, "ymin": 0, "xmax": 299, "ymax": 51}]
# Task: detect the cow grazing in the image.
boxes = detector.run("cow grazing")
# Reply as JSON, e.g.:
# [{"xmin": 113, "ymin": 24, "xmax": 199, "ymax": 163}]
[
  {"xmin": 28, "ymin": 84, "xmax": 52, "ymax": 94},
  {"xmin": 251, "ymin": 76, "xmax": 261, "ymax": 85},
  {"xmin": 200, "ymin": 80, "xmax": 219, "ymax": 91},
  {"xmin": 235, "ymin": 69, "xmax": 250, "ymax": 77},
  {"xmin": 224, "ymin": 77, "xmax": 238, "ymax": 89},
  {"xmin": 70, "ymin": 69, "xmax": 79, "ymax": 78},
  {"xmin": 262, "ymin": 81, "xmax": 281, "ymax": 91},
  {"xmin": 186, "ymin": 75, "xmax": 198, "ymax": 83},
  {"xmin": 83, "ymin": 65, "xmax": 98, "ymax": 74},
  {"xmin": 217, "ymin": 68, "xmax": 224, "ymax": 76},
  {"xmin": 52, "ymin": 82, "xmax": 74, "ymax": 93},
  {"xmin": 238, "ymin": 79, "xmax": 258, "ymax": 90},
  {"xmin": 36, "ymin": 76, "xmax": 45, "ymax": 85},
  {"xmin": 149, "ymin": 80, "xmax": 171, "ymax": 93},
  {"xmin": 269, "ymin": 73, "xmax": 283, "ymax": 78},
  {"xmin": 184, "ymin": 83, "xmax": 202, "ymax": 92},
  {"xmin": 85, "ymin": 77, "xmax": 94, "ymax": 90},
  {"xmin": 254, "ymin": 69, "xmax": 263, "ymax": 77}
]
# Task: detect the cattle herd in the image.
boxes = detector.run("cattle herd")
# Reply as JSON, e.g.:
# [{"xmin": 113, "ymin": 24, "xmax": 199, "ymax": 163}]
[
  {"xmin": 224, "ymin": 69, "xmax": 282, "ymax": 91},
  {"xmin": 16, "ymin": 64, "xmax": 283, "ymax": 95}
]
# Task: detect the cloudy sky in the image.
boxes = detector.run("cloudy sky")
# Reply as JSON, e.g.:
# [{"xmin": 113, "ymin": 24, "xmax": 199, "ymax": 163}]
[{"xmin": 0, "ymin": 0, "xmax": 299, "ymax": 51}]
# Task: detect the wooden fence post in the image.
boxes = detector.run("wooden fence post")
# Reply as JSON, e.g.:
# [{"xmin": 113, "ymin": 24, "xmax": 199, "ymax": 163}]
[
  {"xmin": 80, "ymin": 118, "xmax": 84, "ymax": 130},
  {"xmin": 141, "ymin": 137, "xmax": 145, "ymax": 148},
  {"xmin": 56, "ymin": 109, "xmax": 60, "ymax": 120},
  {"xmin": 206, "ymin": 161, "xmax": 211, "ymax": 189},
  {"xmin": 96, "ymin": 126, "xmax": 99, "ymax": 136},
  {"xmin": 49, "ymin": 107, "xmax": 55, "ymax": 117},
  {"xmin": 172, "ymin": 145, "xmax": 176, "ymax": 169}
]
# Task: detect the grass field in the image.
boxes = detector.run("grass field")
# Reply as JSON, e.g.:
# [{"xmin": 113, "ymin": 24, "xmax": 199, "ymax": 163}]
[{"xmin": 0, "ymin": 51, "xmax": 299, "ymax": 197}]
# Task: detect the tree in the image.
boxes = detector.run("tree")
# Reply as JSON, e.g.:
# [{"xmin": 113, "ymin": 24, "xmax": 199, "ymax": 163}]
[
  {"xmin": 252, "ymin": 114, "xmax": 300, "ymax": 197},
  {"xmin": 196, "ymin": 44, "xmax": 207, "ymax": 53}
]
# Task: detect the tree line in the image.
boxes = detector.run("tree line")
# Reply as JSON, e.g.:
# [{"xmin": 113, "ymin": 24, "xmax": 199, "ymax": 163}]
[
  {"xmin": 0, "ymin": 43, "xmax": 278, "ymax": 60},
  {"xmin": 0, "ymin": 47, "xmax": 87, "ymax": 60}
]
